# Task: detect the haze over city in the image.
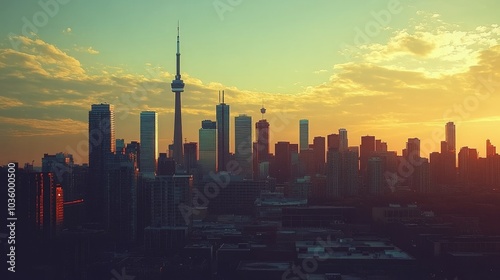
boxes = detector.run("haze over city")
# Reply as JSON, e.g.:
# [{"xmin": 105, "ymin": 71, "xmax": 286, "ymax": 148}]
[{"xmin": 1, "ymin": 0, "xmax": 499, "ymax": 165}]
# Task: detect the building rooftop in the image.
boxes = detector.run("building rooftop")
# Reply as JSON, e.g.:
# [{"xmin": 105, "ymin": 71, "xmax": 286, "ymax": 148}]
[{"xmin": 237, "ymin": 261, "xmax": 291, "ymax": 271}]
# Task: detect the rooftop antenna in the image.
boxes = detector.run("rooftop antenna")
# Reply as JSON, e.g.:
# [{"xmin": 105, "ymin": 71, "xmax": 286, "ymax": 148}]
[
  {"xmin": 260, "ymin": 99, "xmax": 266, "ymax": 120},
  {"xmin": 222, "ymin": 90, "xmax": 225, "ymax": 104}
]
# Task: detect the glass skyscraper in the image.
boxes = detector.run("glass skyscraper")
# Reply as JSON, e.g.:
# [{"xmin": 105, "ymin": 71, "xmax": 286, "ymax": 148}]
[
  {"xmin": 199, "ymin": 120, "xmax": 217, "ymax": 176},
  {"xmin": 140, "ymin": 111, "xmax": 158, "ymax": 177},
  {"xmin": 235, "ymin": 114, "xmax": 252, "ymax": 178},
  {"xmin": 299, "ymin": 119, "xmax": 309, "ymax": 151}
]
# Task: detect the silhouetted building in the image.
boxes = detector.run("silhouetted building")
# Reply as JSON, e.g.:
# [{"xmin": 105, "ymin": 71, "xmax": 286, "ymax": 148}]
[
  {"xmin": 24, "ymin": 172, "xmax": 63, "ymax": 239},
  {"xmin": 360, "ymin": 135, "xmax": 375, "ymax": 185},
  {"xmin": 376, "ymin": 139, "xmax": 388, "ymax": 152},
  {"xmin": 158, "ymin": 153, "xmax": 175, "ymax": 176},
  {"xmin": 368, "ymin": 157, "xmax": 385, "ymax": 195},
  {"xmin": 339, "ymin": 128, "xmax": 348, "ymax": 152},
  {"xmin": 458, "ymin": 146, "xmax": 478, "ymax": 188},
  {"xmin": 106, "ymin": 153, "xmax": 137, "ymax": 243},
  {"xmin": 313, "ymin": 136, "xmax": 326, "ymax": 174},
  {"xmin": 116, "ymin": 139, "xmax": 125, "ymax": 154},
  {"xmin": 254, "ymin": 119, "xmax": 270, "ymax": 179},
  {"xmin": 275, "ymin": 141, "xmax": 292, "ymax": 183},
  {"xmin": 327, "ymin": 133, "xmax": 340, "ymax": 151},
  {"xmin": 88, "ymin": 103, "xmax": 115, "ymax": 229},
  {"xmin": 216, "ymin": 90, "xmax": 230, "ymax": 171},
  {"xmin": 183, "ymin": 142, "xmax": 197, "ymax": 174},
  {"xmin": 487, "ymin": 139, "xmax": 497, "ymax": 157},
  {"xmin": 42, "ymin": 152, "xmax": 75, "ymax": 201}
]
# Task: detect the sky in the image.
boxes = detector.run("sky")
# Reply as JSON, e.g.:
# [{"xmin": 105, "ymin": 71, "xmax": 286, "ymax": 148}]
[{"xmin": 0, "ymin": 0, "xmax": 499, "ymax": 165}]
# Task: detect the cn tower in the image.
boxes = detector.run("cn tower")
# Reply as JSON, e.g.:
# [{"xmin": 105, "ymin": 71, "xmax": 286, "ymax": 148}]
[{"xmin": 171, "ymin": 22, "xmax": 184, "ymax": 166}]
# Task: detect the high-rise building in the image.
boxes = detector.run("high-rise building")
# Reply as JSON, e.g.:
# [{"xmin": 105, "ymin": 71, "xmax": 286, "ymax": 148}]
[
  {"xmin": 235, "ymin": 114, "xmax": 253, "ymax": 178},
  {"xmin": 313, "ymin": 136, "xmax": 326, "ymax": 174},
  {"xmin": 458, "ymin": 146, "xmax": 478, "ymax": 188},
  {"xmin": 254, "ymin": 119, "xmax": 270, "ymax": 178},
  {"xmin": 487, "ymin": 139, "xmax": 497, "ymax": 157},
  {"xmin": 406, "ymin": 138, "xmax": 421, "ymax": 163},
  {"xmin": 216, "ymin": 91, "xmax": 230, "ymax": 172},
  {"xmin": 88, "ymin": 103, "xmax": 115, "ymax": 228},
  {"xmin": 339, "ymin": 128, "xmax": 348, "ymax": 152},
  {"xmin": 183, "ymin": 142, "xmax": 197, "ymax": 174},
  {"xmin": 23, "ymin": 172, "xmax": 64, "ymax": 239},
  {"xmin": 375, "ymin": 139, "xmax": 387, "ymax": 152},
  {"xmin": 107, "ymin": 152, "xmax": 138, "ymax": 243},
  {"xmin": 126, "ymin": 141, "xmax": 140, "ymax": 170},
  {"xmin": 275, "ymin": 141, "xmax": 291, "ymax": 183},
  {"xmin": 42, "ymin": 152, "xmax": 74, "ymax": 201},
  {"xmin": 199, "ymin": 120, "xmax": 217, "ymax": 176},
  {"xmin": 299, "ymin": 119, "xmax": 309, "ymax": 151},
  {"xmin": 89, "ymin": 103, "xmax": 115, "ymax": 170},
  {"xmin": 140, "ymin": 111, "xmax": 158, "ymax": 177},
  {"xmin": 368, "ymin": 157, "xmax": 384, "ymax": 195},
  {"xmin": 327, "ymin": 133, "xmax": 340, "ymax": 151},
  {"xmin": 116, "ymin": 139, "xmax": 125, "ymax": 154},
  {"xmin": 360, "ymin": 136, "xmax": 376, "ymax": 180},
  {"xmin": 171, "ymin": 24, "xmax": 185, "ymax": 167},
  {"xmin": 446, "ymin": 122, "xmax": 456, "ymax": 153}
]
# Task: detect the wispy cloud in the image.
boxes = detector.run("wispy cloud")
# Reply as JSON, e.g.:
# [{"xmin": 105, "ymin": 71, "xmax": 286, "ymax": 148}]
[{"xmin": 74, "ymin": 45, "xmax": 99, "ymax": 55}]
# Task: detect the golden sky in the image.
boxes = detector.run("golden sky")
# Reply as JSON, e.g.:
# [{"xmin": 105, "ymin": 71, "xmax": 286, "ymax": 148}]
[{"xmin": 0, "ymin": 1, "xmax": 499, "ymax": 165}]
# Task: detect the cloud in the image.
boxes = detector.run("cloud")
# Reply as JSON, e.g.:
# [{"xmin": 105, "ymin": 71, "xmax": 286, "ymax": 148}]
[
  {"xmin": 0, "ymin": 116, "xmax": 86, "ymax": 137},
  {"xmin": 0, "ymin": 96, "xmax": 23, "ymax": 109},
  {"xmin": 1, "ymin": 12, "xmax": 500, "ymax": 164},
  {"xmin": 314, "ymin": 69, "xmax": 328, "ymax": 74},
  {"xmin": 74, "ymin": 45, "xmax": 100, "ymax": 55}
]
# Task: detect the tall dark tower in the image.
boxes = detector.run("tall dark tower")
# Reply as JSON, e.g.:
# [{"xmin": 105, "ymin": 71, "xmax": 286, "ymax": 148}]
[
  {"xmin": 171, "ymin": 22, "xmax": 185, "ymax": 167},
  {"xmin": 216, "ymin": 90, "xmax": 230, "ymax": 171}
]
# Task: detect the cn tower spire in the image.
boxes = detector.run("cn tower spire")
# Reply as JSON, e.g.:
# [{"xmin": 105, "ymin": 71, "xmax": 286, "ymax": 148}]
[{"xmin": 171, "ymin": 21, "xmax": 185, "ymax": 168}]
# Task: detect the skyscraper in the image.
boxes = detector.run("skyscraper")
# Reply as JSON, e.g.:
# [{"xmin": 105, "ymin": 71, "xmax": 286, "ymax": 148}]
[
  {"xmin": 406, "ymin": 138, "xmax": 421, "ymax": 164},
  {"xmin": 216, "ymin": 91, "xmax": 230, "ymax": 172},
  {"xmin": 275, "ymin": 141, "xmax": 291, "ymax": 183},
  {"xmin": 339, "ymin": 128, "xmax": 348, "ymax": 152},
  {"xmin": 140, "ymin": 111, "xmax": 158, "ymax": 178},
  {"xmin": 235, "ymin": 114, "xmax": 253, "ymax": 178},
  {"xmin": 199, "ymin": 120, "xmax": 217, "ymax": 176},
  {"xmin": 171, "ymin": 23, "xmax": 185, "ymax": 167},
  {"xmin": 255, "ymin": 120, "xmax": 270, "ymax": 162},
  {"xmin": 88, "ymin": 103, "xmax": 115, "ymax": 228},
  {"xmin": 327, "ymin": 133, "xmax": 340, "ymax": 151},
  {"xmin": 313, "ymin": 136, "xmax": 326, "ymax": 174},
  {"xmin": 445, "ymin": 122, "xmax": 456, "ymax": 153},
  {"xmin": 183, "ymin": 142, "xmax": 198, "ymax": 174},
  {"xmin": 360, "ymin": 135, "xmax": 376, "ymax": 179},
  {"xmin": 89, "ymin": 103, "xmax": 115, "ymax": 170},
  {"xmin": 487, "ymin": 139, "xmax": 496, "ymax": 157},
  {"xmin": 299, "ymin": 119, "xmax": 309, "ymax": 151}
]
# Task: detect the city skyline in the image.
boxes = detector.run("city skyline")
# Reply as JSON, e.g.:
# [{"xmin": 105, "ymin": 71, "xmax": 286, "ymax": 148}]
[{"xmin": 1, "ymin": 1, "xmax": 500, "ymax": 165}]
